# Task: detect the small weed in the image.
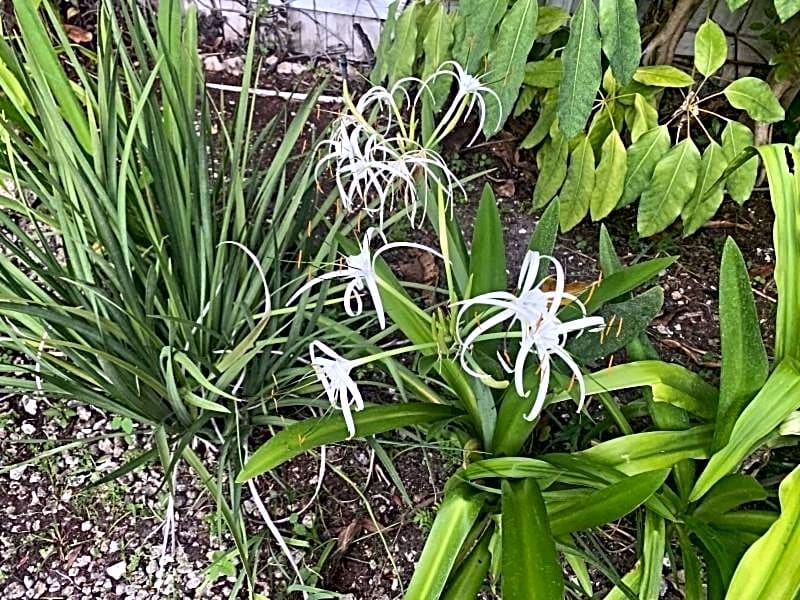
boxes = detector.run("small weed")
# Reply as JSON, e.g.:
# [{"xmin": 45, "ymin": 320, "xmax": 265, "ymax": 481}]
[{"xmin": 411, "ymin": 508, "xmax": 434, "ymax": 533}]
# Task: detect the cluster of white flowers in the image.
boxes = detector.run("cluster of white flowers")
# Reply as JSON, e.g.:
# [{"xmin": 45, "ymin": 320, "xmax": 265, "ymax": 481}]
[
  {"xmin": 297, "ymin": 62, "xmax": 604, "ymax": 437},
  {"xmin": 317, "ymin": 62, "xmax": 501, "ymax": 227}
]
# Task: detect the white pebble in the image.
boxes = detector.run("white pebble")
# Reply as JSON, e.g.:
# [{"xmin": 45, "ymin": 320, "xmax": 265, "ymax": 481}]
[{"xmin": 106, "ymin": 561, "xmax": 126, "ymax": 581}]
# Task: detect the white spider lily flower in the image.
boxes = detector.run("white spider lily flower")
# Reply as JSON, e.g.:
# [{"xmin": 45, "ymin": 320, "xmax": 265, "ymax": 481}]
[
  {"xmin": 425, "ymin": 61, "xmax": 503, "ymax": 146},
  {"xmin": 456, "ymin": 251, "xmax": 604, "ymax": 419},
  {"xmin": 317, "ymin": 118, "xmax": 463, "ymax": 226},
  {"xmin": 289, "ymin": 228, "xmax": 442, "ymax": 329},
  {"xmin": 309, "ymin": 341, "xmax": 363, "ymax": 439}
]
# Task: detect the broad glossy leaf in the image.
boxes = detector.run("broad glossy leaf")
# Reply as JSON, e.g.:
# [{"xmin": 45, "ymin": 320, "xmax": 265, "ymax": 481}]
[
  {"xmin": 721, "ymin": 121, "xmax": 758, "ymax": 203},
  {"xmin": 758, "ymin": 145, "xmax": 800, "ymax": 363},
  {"xmin": 237, "ymin": 404, "xmax": 458, "ymax": 481},
  {"xmin": 557, "ymin": 0, "xmax": 602, "ymax": 138},
  {"xmin": 633, "ymin": 65, "xmax": 694, "ymax": 87},
  {"xmin": 386, "ymin": 4, "xmax": 418, "ymax": 86},
  {"xmin": 638, "ymin": 138, "xmax": 701, "ymax": 236},
  {"xmin": 691, "ymin": 359, "xmax": 800, "ymax": 501},
  {"xmin": 578, "ymin": 425, "xmax": 713, "ymax": 475},
  {"xmin": 726, "ymin": 0, "xmax": 749, "ymax": 10},
  {"xmin": 714, "ymin": 238, "xmax": 768, "ymax": 450},
  {"xmin": 524, "ymin": 57, "xmax": 562, "ymax": 88},
  {"xmin": 470, "ymin": 184, "xmax": 507, "ymax": 296},
  {"xmin": 406, "ymin": 486, "xmax": 484, "ymax": 600},
  {"xmin": 621, "ymin": 125, "xmax": 671, "ymax": 207},
  {"xmin": 502, "ymin": 479, "xmax": 564, "ymax": 599},
  {"xmin": 533, "ymin": 129, "xmax": 569, "ymax": 208},
  {"xmin": 725, "ymin": 465, "xmax": 800, "ymax": 599},
  {"xmin": 549, "ymin": 470, "xmax": 669, "ymax": 535},
  {"xmin": 560, "ymin": 134, "xmax": 595, "ymax": 231},
  {"xmin": 723, "ymin": 77, "xmax": 785, "ymax": 123},
  {"xmin": 521, "ymin": 89, "xmax": 557, "ymax": 149},
  {"xmin": 452, "ymin": 0, "xmax": 508, "ymax": 74},
  {"xmin": 483, "ymin": 0, "xmax": 538, "ymax": 136},
  {"xmin": 514, "ymin": 85, "xmax": 537, "ymax": 117},
  {"xmin": 536, "ymin": 5, "xmax": 570, "ymax": 36},
  {"xmin": 598, "ymin": 0, "xmax": 640, "ymax": 84},
  {"xmin": 630, "ymin": 93, "xmax": 659, "ymax": 142},
  {"xmin": 421, "ymin": 5, "xmax": 455, "ymax": 109},
  {"xmin": 775, "ymin": 0, "xmax": 800, "ymax": 21},
  {"xmin": 694, "ymin": 20, "xmax": 728, "ymax": 77},
  {"xmin": 370, "ymin": 1, "xmax": 398, "ymax": 82},
  {"xmin": 590, "ymin": 129, "xmax": 627, "ymax": 220},
  {"xmin": 682, "ymin": 141, "xmax": 728, "ymax": 235}
]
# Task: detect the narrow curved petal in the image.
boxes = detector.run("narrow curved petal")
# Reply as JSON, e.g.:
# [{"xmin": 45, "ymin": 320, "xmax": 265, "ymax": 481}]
[{"xmin": 524, "ymin": 351, "xmax": 551, "ymax": 421}]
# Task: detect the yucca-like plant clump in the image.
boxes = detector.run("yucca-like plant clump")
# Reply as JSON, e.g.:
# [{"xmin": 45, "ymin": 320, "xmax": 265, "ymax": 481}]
[{"xmin": 0, "ymin": 0, "xmax": 346, "ymax": 588}]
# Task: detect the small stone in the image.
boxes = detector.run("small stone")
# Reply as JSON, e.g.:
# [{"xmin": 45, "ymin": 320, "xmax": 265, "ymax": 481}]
[
  {"xmin": 203, "ymin": 56, "xmax": 225, "ymax": 72},
  {"xmin": 21, "ymin": 396, "xmax": 38, "ymax": 415},
  {"xmin": 670, "ymin": 290, "xmax": 682, "ymax": 300},
  {"xmin": 106, "ymin": 561, "xmax": 126, "ymax": 581},
  {"xmin": 21, "ymin": 423, "xmax": 36, "ymax": 435},
  {"xmin": 276, "ymin": 61, "xmax": 305, "ymax": 76},
  {"xmin": 9, "ymin": 464, "xmax": 27, "ymax": 481},
  {"xmin": 81, "ymin": 521, "xmax": 92, "ymax": 532}
]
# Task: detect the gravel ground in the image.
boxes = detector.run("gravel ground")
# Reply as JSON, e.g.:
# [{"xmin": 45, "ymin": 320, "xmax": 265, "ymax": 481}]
[{"xmin": 0, "ymin": 393, "xmax": 248, "ymax": 599}]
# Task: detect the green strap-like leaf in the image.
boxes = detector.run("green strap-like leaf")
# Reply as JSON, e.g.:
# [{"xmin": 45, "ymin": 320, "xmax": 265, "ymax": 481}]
[
  {"xmin": 237, "ymin": 404, "xmax": 459, "ymax": 481},
  {"xmin": 550, "ymin": 360, "xmax": 718, "ymax": 418},
  {"xmin": 723, "ymin": 77, "xmax": 785, "ymax": 123},
  {"xmin": 694, "ymin": 20, "xmax": 728, "ymax": 77},
  {"xmin": 640, "ymin": 511, "xmax": 666, "ymax": 599},
  {"xmin": 548, "ymin": 470, "xmax": 669, "ymax": 535},
  {"xmin": 406, "ymin": 486, "xmax": 485, "ymax": 600},
  {"xmin": 638, "ymin": 138, "xmax": 701, "ymax": 236},
  {"xmin": 693, "ymin": 475, "xmax": 768, "ymax": 522},
  {"xmin": 482, "ymin": 0, "xmax": 538, "ymax": 136},
  {"xmin": 713, "ymin": 238, "xmax": 768, "ymax": 450},
  {"xmin": 442, "ymin": 526, "xmax": 494, "ymax": 600},
  {"xmin": 502, "ymin": 478, "xmax": 564, "ymax": 600},
  {"xmin": 598, "ymin": 0, "xmax": 641, "ymax": 85},
  {"xmin": 557, "ymin": 0, "xmax": 602, "ymax": 138},
  {"xmin": 758, "ymin": 144, "xmax": 800, "ymax": 363},
  {"xmin": 691, "ymin": 359, "xmax": 800, "ymax": 501},
  {"xmin": 560, "ymin": 134, "xmax": 595, "ymax": 231},
  {"xmin": 577, "ymin": 425, "xmax": 713, "ymax": 475},
  {"xmin": 725, "ymin": 465, "xmax": 800, "ymax": 599},
  {"xmin": 590, "ymin": 129, "xmax": 627, "ymax": 220},
  {"xmin": 469, "ymin": 184, "xmax": 507, "ymax": 296}
]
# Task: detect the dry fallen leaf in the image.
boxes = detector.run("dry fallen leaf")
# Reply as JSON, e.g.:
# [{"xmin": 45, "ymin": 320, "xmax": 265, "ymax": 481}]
[{"xmin": 64, "ymin": 24, "xmax": 93, "ymax": 44}]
